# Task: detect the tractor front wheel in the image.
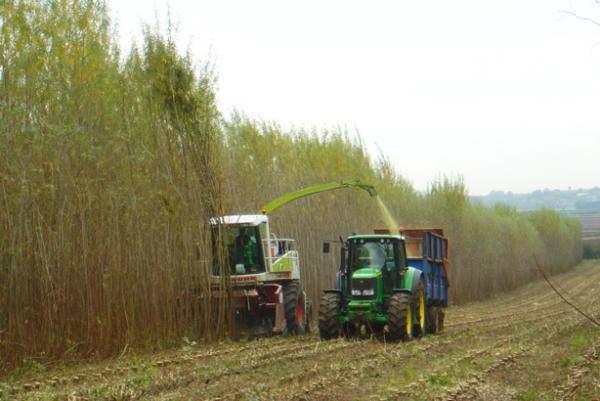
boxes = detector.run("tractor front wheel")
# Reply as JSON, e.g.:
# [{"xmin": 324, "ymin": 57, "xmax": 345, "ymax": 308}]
[
  {"xmin": 318, "ymin": 292, "xmax": 342, "ymax": 340},
  {"xmin": 387, "ymin": 292, "xmax": 413, "ymax": 341}
]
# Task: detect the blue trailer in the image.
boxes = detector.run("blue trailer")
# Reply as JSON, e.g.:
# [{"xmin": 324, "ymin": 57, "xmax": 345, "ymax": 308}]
[
  {"xmin": 376, "ymin": 228, "xmax": 449, "ymax": 331},
  {"xmin": 402, "ymin": 228, "xmax": 449, "ymax": 307}
]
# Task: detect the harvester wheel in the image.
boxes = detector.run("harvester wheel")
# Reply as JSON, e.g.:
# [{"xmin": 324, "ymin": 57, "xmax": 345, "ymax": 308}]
[
  {"xmin": 304, "ymin": 299, "xmax": 313, "ymax": 334},
  {"xmin": 318, "ymin": 292, "xmax": 342, "ymax": 340},
  {"xmin": 414, "ymin": 279, "xmax": 427, "ymax": 337},
  {"xmin": 283, "ymin": 282, "xmax": 305, "ymax": 335},
  {"xmin": 387, "ymin": 292, "xmax": 412, "ymax": 341}
]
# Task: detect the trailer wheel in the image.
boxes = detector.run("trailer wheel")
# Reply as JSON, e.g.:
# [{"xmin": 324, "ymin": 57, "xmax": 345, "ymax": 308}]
[
  {"xmin": 318, "ymin": 292, "xmax": 342, "ymax": 340},
  {"xmin": 414, "ymin": 279, "xmax": 427, "ymax": 337},
  {"xmin": 387, "ymin": 292, "xmax": 413, "ymax": 341},
  {"xmin": 437, "ymin": 308, "xmax": 445, "ymax": 332},
  {"xmin": 283, "ymin": 282, "xmax": 304, "ymax": 335},
  {"xmin": 426, "ymin": 307, "xmax": 439, "ymax": 334}
]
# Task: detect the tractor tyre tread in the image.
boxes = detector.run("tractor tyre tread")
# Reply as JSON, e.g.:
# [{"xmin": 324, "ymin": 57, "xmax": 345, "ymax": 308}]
[
  {"xmin": 387, "ymin": 292, "xmax": 412, "ymax": 341},
  {"xmin": 318, "ymin": 292, "xmax": 341, "ymax": 340}
]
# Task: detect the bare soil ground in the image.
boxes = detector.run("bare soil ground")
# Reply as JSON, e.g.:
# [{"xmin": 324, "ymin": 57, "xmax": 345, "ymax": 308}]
[{"xmin": 2, "ymin": 261, "xmax": 599, "ymax": 401}]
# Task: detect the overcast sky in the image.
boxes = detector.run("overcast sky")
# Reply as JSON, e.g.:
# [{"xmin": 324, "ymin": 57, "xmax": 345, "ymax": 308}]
[{"xmin": 108, "ymin": 0, "xmax": 600, "ymax": 195}]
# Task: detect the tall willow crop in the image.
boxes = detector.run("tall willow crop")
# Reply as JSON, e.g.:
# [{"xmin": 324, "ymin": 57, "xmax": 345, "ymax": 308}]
[{"xmin": 0, "ymin": 0, "xmax": 226, "ymax": 369}]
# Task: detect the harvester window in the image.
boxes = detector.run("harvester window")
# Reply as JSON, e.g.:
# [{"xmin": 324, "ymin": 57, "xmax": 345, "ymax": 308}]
[{"xmin": 222, "ymin": 226, "xmax": 265, "ymax": 275}]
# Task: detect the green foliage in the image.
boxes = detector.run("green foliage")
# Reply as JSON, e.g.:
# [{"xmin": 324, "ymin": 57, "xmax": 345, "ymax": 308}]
[
  {"xmin": 560, "ymin": 355, "xmax": 585, "ymax": 368},
  {"xmin": 582, "ymin": 239, "xmax": 600, "ymax": 259},
  {"xmin": 427, "ymin": 371, "xmax": 449, "ymax": 386},
  {"xmin": 180, "ymin": 336, "xmax": 198, "ymax": 352},
  {"xmin": 528, "ymin": 209, "xmax": 582, "ymax": 273},
  {"xmin": 494, "ymin": 202, "xmax": 518, "ymax": 218},
  {"xmin": 516, "ymin": 391, "xmax": 539, "ymax": 401},
  {"xmin": 14, "ymin": 358, "xmax": 46, "ymax": 377},
  {"xmin": 569, "ymin": 331, "xmax": 593, "ymax": 349}
]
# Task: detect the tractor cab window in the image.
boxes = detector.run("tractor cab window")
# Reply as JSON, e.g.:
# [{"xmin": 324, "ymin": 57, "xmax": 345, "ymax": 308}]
[
  {"xmin": 384, "ymin": 242, "xmax": 397, "ymax": 269},
  {"xmin": 351, "ymin": 241, "xmax": 387, "ymax": 270},
  {"xmin": 216, "ymin": 225, "xmax": 265, "ymax": 275}
]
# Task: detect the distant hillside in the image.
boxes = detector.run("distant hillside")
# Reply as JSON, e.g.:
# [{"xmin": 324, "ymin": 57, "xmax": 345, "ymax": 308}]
[
  {"xmin": 472, "ymin": 187, "xmax": 600, "ymax": 241},
  {"xmin": 472, "ymin": 187, "xmax": 600, "ymax": 211}
]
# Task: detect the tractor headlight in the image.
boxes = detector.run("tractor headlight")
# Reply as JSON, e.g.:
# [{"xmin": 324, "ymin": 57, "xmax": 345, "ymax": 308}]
[{"xmin": 351, "ymin": 278, "xmax": 377, "ymax": 298}]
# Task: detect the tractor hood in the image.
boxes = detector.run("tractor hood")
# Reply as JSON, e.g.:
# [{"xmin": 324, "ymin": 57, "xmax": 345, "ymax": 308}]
[{"xmin": 351, "ymin": 267, "xmax": 382, "ymax": 279}]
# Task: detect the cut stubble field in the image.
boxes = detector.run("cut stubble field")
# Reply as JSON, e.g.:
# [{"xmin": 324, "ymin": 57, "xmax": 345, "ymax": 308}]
[{"xmin": 2, "ymin": 261, "xmax": 599, "ymax": 401}]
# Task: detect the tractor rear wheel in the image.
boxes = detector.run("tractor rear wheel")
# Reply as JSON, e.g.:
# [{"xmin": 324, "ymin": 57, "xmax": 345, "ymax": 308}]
[
  {"xmin": 318, "ymin": 292, "xmax": 342, "ymax": 340},
  {"xmin": 283, "ymin": 282, "xmax": 306, "ymax": 335},
  {"xmin": 413, "ymin": 279, "xmax": 427, "ymax": 337},
  {"xmin": 387, "ymin": 292, "xmax": 413, "ymax": 341}
]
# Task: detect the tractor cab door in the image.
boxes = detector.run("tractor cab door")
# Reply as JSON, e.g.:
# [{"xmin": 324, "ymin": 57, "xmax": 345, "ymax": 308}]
[
  {"xmin": 386, "ymin": 240, "xmax": 407, "ymax": 292},
  {"xmin": 394, "ymin": 240, "xmax": 408, "ymax": 288},
  {"xmin": 382, "ymin": 241, "xmax": 399, "ymax": 294}
]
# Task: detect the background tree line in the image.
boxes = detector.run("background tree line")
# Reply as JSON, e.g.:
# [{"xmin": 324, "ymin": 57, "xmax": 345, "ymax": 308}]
[{"xmin": 0, "ymin": 0, "xmax": 582, "ymax": 370}]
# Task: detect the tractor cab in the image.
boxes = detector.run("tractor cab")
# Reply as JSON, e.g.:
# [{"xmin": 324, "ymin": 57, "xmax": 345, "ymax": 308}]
[
  {"xmin": 349, "ymin": 236, "xmax": 404, "ymax": 270},
  {"xmin": 344, "ymin": 234, "xmax": 407, "ymax": 298}
]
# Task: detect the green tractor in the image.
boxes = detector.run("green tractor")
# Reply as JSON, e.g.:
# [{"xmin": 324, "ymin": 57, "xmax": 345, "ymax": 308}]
[{"xmin": 319, "ymin": 229, "xmax": 449, "ymax": 340}]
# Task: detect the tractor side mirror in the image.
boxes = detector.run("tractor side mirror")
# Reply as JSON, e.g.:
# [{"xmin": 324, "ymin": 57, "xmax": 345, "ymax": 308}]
[{"xmin": 322, "ymin": 242, "xmax": 330, "ymax": 253}]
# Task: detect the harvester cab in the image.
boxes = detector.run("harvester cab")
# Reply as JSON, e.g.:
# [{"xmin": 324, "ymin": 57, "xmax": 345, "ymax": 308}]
[
  {"xmin": 319, "ymin": 228, "xmax": 449, "ymax": 341},
  {"xmin": 211, "ymin": 215, "xmax": 300, "ymax": 278},
  {"xmin": 210, "ymin": 180, "xmax": 377, "ymax": 337}
]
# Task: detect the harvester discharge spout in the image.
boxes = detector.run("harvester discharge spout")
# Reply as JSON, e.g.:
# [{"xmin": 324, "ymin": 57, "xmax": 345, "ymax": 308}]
[{"xmin": 260, "ymin": 180, "xmax": 377, "ymax": 215}]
